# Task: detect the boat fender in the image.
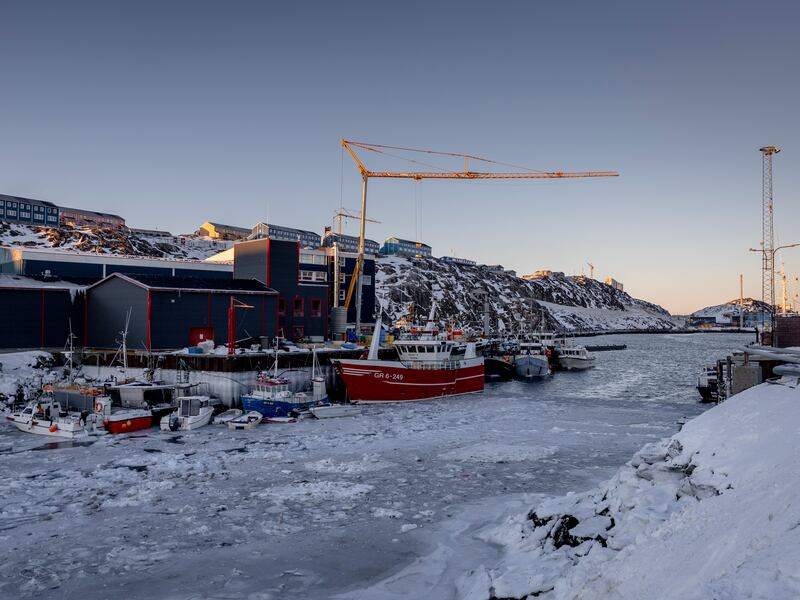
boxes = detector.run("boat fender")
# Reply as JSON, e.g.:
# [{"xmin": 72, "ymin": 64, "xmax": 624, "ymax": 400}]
[
  {"xmin": 168, "ymin": 415, "xmax": 180, "ymax": 432},
  {"xmin": 49, "ymin": 423, "xmax": 58, "ymax": 433},
  {"xmin": 95, "ymin": 401, "xmax": 104, "ymax": 413},
  {"xmin": 546, "ymin": 349, "xmax": 552, "ymax": 357},
  {"xmin": 103, "ymin": 418, "xmax": 109, "ymax": 426}
]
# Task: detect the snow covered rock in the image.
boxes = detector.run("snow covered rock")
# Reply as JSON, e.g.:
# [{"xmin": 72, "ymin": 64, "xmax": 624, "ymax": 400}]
[
  {"xmin": 466, "ymin": 381, "xmax": 800, "ymax": 599},
  {"xmin": 376, "ymin": 256, "xmax": 674, "ymax": 333}
]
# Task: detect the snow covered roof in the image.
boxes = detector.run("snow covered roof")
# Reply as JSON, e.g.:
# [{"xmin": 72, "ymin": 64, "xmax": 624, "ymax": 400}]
[
  {"xmin": 0, "ymin": 274, "xmax": 85, "ymax": 291},
  {"xmin": 87, "ymin": 272, "xmax": 277, "ymax": 295}
]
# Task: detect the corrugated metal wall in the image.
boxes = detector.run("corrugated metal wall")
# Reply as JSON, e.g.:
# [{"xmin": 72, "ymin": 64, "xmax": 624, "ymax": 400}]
[
  {"xmin": 0, "ymin": 288, "xmax": 85, "ymax": 349},
  {"xmin": 86, "ymin": 277, "xmax": 149, "ymax": 349}
]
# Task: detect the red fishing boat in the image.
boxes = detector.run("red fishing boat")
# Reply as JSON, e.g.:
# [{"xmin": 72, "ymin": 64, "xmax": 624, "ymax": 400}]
[
  {"xmin": 94, "ymin": 396, "xmax": 153, "ymax": 434},
  {"xmin": 333, "ymin": 310, "xmax": 484, "ymax": 403}
]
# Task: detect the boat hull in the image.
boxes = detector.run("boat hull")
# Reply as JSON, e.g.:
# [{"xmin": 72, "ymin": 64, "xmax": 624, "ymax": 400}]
[
  {"xmin": 309, "ymin": 404, "xmax": 361, "ymax": 418},
  {"xmin": 334, "ymin": 358, "xmax": 484, "ymax": 402},
  {"xmin": 5, "ymin": 415, "xmax": 86, "ymax": 439},
  {"xmin": 558, "ymin": 356, "xmax": 596, "ymax": 371},
  {"xmin": 240, "ymin": 396, "xmax": 315, "ymax": 418},
  {"xmin": 514, "ymin": 355, "xmax": 550, "ymax": 379},
  {"xmin": 104, "ymin": 411, "xmax": 153, "ymax": 434},
  {"xmin": 484, "ymin": 356, "xmax": 515, "ymax": 382}
]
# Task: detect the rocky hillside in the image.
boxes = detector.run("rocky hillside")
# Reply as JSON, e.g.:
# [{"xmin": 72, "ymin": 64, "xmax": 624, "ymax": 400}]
[
  {"xmin": 691, "ymin": 298, "xmax": 772, "ymax": 320},
  {"xmin": 376, "ymin": 256, "xmax": 675, "ymax": 333},
  {"xmin": 0, "ymin": 222, "xmax": 224, "ymax": 260}
]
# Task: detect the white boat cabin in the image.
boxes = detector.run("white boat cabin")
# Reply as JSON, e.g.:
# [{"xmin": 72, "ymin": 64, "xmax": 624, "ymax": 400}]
[
  {"xmin": 394, "ymin": 338, "xmax": 455, "ymax": 363},
  {"xmin": 178, "ymin": 396, "xmax": 211, "ymax": 417}
]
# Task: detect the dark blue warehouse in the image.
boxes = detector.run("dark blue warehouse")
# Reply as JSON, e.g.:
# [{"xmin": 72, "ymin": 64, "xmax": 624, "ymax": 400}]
[{"xmin": 85, "ymin": 273, "xmax": 277, "ymax": 350}]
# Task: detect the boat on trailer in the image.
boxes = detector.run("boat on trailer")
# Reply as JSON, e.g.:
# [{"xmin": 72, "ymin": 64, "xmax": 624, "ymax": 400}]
[{"xmin": 333, "ymin": 305, "xmax": 484, "ymax": 403}]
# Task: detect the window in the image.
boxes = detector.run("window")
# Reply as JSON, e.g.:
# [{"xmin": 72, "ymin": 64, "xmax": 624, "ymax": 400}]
[
  {"xmin": 278, "ymin": 297, "xmax": 286, "ymax": 316},
  {"xmin": 339, "ymin": 257, "xmax": 346, "ymax": 267},
  {"xmin": 339, "ymin": 273, "xmax": 346, "ymax": 283},
  {"xmin": 293, "ymin": 297, "xmax": 304, "ymax": 317},
  {"xmin": 300, "ymin": 252, "xmax": 326, "ymax": 265},
  {"xmin": 339, "ymin": 290, "xmax": 346, "ymax": 302},
  {"xmin": 313, "ymin": 271, "xmax": 327, "ymax": 282},
  {"xmin": 362, "ymin": 275, "xmax": 372, "ymax": 285},
  {"xmin": 300, "ymin": 270, "xmax": 314, "ymax": 281},
  {"xmin": 311, "ymin": 298, "xmax": 322, "ymax": 318}
]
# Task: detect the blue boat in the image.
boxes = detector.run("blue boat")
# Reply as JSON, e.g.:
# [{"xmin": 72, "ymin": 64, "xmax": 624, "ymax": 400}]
[
  {"xmin": 240, "ymin": 354, "xmax": 328, "ymax": 418},
  {"xmin": 513, "ymin": 342, "xmax": 551, "ymax": 379}
]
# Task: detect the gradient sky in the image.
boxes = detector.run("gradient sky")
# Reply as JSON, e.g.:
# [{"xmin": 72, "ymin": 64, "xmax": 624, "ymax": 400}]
[{"xmin": 2, "ymin": 0, "xmax": 800, "ymax": 314}]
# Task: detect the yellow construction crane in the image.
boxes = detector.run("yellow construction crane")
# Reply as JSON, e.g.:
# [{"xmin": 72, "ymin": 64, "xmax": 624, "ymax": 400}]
[{"xmin": 340, "ymin": 139, "xmax": 620, "ymax": 331}]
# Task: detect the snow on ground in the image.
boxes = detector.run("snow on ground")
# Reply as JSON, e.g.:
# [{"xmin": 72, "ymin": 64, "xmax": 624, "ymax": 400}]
[
  {"xmin": 0, "ymin": 334, "xmax": 746, "ymax": 599},
  {"xmin": 0, "ymin": 351, "xmax": 59, "ymax": 401},
  {"xmin": 453, "ymin": 380, "xmax": 800, "ymax": 599}
]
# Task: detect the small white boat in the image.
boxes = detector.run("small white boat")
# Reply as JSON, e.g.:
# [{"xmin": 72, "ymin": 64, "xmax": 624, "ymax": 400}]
[
  {"xmin": 264, "ymin": 416, "xmax": 297, "ymax": 424},
  {"xmin": 309, "ymin": 404, "xmax": 361, "ymax": 419},
  {"xmin": 557, "ymin": 345, "xmax": 596, "ymax": 370},
  {"xmin": 213, "ymin": 408, "xmax": 243, "ymax": 425},
  {"xmin": 160, "ymin": 396, "xmax": 214, "ymax": 431},
  {"xmin": 5, "ymin": 398, "xmax": 87, "ymax": 439},
  {"xmin": 227, "ymin": 411, "xmax": 263, "ymax": 430}
]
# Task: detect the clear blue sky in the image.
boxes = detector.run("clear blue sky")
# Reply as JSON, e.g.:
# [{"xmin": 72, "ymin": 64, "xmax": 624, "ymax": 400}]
[{"xmin": 2, "ymin": 0, "xmax": 800, "ymax": 313}]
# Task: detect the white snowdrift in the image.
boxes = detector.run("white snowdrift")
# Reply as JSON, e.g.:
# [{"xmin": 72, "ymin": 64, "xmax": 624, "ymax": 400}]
[{"xmin": 468, "ymin": 382, "xmax": 800, "ymax": 599}]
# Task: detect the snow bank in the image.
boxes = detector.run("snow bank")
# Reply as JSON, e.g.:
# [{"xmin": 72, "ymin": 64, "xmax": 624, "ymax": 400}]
[{"xmin": 467, "ymin": 382, "xmax": 800, "ymax": 599}]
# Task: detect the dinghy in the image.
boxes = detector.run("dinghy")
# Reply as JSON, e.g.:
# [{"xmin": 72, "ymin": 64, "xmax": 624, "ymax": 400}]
[
  {"xmin": 213, "ymin": 408, "xmax": 243, "ymax": 425},
  {"xmin": 309, "ymin": 404, "xmax": 361, "ymax": 419},
  {"xmin": 227, "ymin": 411, "xmax": 263, "ymax": 430}
]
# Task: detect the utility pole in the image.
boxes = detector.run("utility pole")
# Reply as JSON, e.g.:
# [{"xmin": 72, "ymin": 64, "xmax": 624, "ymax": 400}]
[{"xmin": 760, "ymin": 146, "xmax": 780, "ymax": 333}]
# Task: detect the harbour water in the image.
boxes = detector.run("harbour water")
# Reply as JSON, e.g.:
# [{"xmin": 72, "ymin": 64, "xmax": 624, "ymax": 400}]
[{"xmin": 0, "ymin": 333, "xmax": 749, "ymax": 599}]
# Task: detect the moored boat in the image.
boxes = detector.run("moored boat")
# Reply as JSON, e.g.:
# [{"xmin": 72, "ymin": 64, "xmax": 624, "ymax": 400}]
[
  {"xmin": 5, "ymin": 397, "xmax": 87, "ymax": 439},
  {"xmin": 240, "ymin": 356, "xmax": 318, "ymax": 418},
  {"xmin": 213, "ymin": 408, "xmax": 243, "ymax": 425},
  {"xmin": 227, "ymin": 411, "xmax": 263, "ymax": 430},
  {"xmin": 513, "ymin": 341, "xmax": 550, "ymax": 379},
  {"xmin": 697, "ymin": 365, "xmax": 719, "ymax": 402},
  {"xmin": 556, "ymin": 344, "xmax": 596, "ymax": 371},
  {"xmin": 93, "ymin": 396, "xmax": 153, "ymax": 434},
  {"xmin": 159, "ymin": 396, "xmax": 214, "ymax": 431},
  {"xmin": 309, "ymin": 404, "xmax": 361, "ymax": 418},
  {"xmin": 333, "ymin": 307, "xmax": 484, "ymax": 402}
]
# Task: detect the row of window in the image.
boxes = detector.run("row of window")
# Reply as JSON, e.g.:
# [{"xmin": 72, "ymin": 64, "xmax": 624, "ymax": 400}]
[
  {"xmin": 0, "ymin": 200, "xmax": 57, "ymax": 213},
  {"xmin": 299, "ymin": 252, "xmax": 328, "ymax": 266},
  {"xmin": 300, "ymin": 270, "xmax": 328, "ymax": 282},
  {"xmin": 277, "ymin": 297, "xmax": 323, "ymax": 318}
]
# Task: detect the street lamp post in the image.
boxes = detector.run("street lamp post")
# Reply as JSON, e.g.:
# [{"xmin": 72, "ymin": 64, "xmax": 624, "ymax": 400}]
[{"xmin": 748, "ymin": 243, "xmax": 800, "ymax": 342}]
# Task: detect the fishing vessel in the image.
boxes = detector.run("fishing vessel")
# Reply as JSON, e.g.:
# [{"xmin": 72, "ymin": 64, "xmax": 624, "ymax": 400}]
[
  {"xmin": 513, "ymin": 340, "xmax": 551, "ymax": 379},
  {"xmin": 240, "ymin": 349, "xmax": 327, "ymax": 418},
  {"xmin": 159, "ymin": 396, "xmax": 215, "ymax": 431},
  {"xmin": 93, "ymin": 395, "xmax": 153, "ymax": 434},
  {"xmin": 5, "ymin": 397, "xmax": 87, "ymax": 439},
  {"xmin": 333, "ymin": 306, "xmax": 484, "ymax": 402},
  {"xmin": 556, "ymin": 344, "xmax": 596, "ymax": 371},
  {"xmin": 697, "ymin": 365, "xmax": 719, "ymax": 402}
]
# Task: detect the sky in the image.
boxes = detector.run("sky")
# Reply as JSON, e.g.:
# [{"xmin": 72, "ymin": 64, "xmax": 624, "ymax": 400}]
[{"xmin": 2, "ymin": 0, "xmax": 800, "ymax": 314}]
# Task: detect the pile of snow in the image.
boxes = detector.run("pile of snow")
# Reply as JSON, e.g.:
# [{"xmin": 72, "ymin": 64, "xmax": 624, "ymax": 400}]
[
  {"xmin": 376, "ymin": 256, "xmax": 674, "ymax": 333},
  {"xmin": 0, "ymin": 221, "xmax": 226, "ymax": 260},
  {"xmin": 463, "ymin": 382, "xmax": 800, "ymax": 599},
  {"xmin": 0, "ymin": 351, "xmax": 58, "ymax": 401}
]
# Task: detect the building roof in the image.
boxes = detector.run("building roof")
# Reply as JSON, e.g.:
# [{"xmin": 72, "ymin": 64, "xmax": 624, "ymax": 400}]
[
  {"xmin": 384, "ymin": 236, "xmax": 431, "ymax": 248},
  {"xmin": 59, "ymin": 206, "xmax": 125, "ymax": 220},
  {"xmin": 323, "ymin": 231, "xmax": 380, "ymax": 245},
  {"xmin": 88, "ymin": 272, "xmax": 277, "ymax": 295},
  {"xmin": 0, "ymin": 193, "xmax": 58, "ymax": 208},
  {"xmin": 204, "ymin": 222, "xmax": 251, "ymax": 233},
  {"xmin": 253, "ymin": 222, "xmax": 319, "ymax": 237}
]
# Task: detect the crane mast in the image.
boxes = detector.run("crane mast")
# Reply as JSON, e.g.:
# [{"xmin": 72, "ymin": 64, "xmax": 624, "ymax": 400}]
[{"xmin": 340, "ymin": 138, "xmax": 620, "ymax": 334}]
